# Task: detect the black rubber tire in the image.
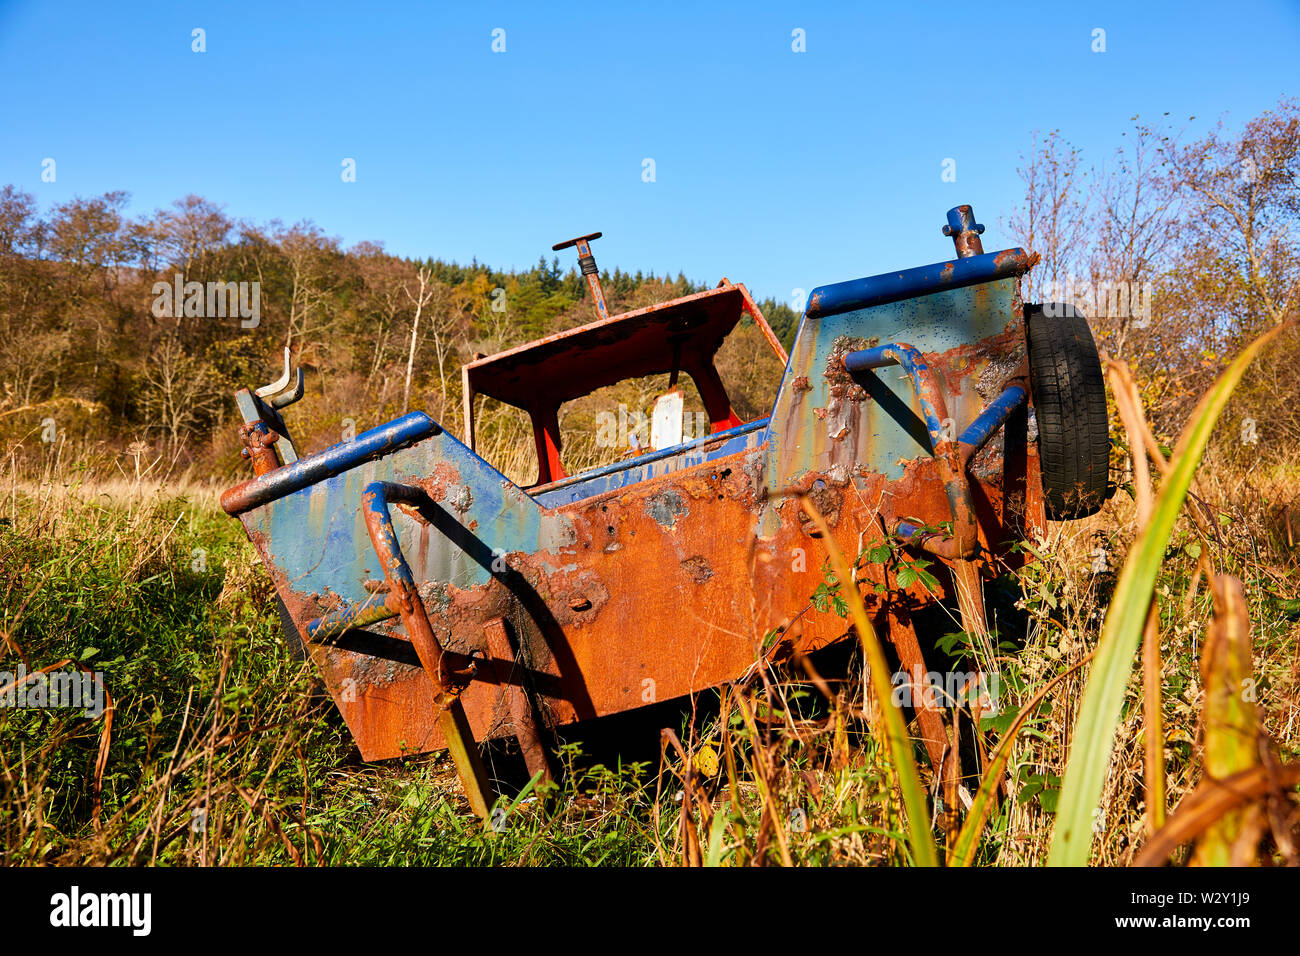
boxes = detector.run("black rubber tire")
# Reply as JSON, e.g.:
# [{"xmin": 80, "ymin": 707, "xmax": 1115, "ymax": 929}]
[{"xmin": 1025, "ymin": 303, "xmax": 1110, "ymax": 519}]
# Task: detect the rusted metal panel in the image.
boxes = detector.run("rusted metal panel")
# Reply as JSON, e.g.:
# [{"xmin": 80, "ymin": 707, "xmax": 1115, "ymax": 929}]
[{"xmin": 462, "ymin": 280, "xmax": 784, "ymax": 412}]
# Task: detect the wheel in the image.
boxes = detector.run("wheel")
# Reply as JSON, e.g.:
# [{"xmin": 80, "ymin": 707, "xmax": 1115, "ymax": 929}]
[{"xmin": 1025, "ymin": 303, "xmax": 1110, "ymax": 519}]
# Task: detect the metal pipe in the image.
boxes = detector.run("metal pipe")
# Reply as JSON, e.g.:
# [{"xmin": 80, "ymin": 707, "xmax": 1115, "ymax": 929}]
[
  {"xmin": 806, "ymin": 246, "xmax": 1031, "ymax": 319},
  {"xmin": 552, "ymin": 232, "xmax": 609, "ymax": 321},
  {"xmin": 844, "ymin": 343, "xmax": 977, "ymax": 557},
  {"xmin": 361, "ymin": 481, "xmax": 494, "ymax": 818},
  {"xmin": 958, "ymin": 384, "xmax": 1028, "ymax": 464},
  {"xmin": 895, "ymin": 520, "xmax": 964, "ymax": 560},
  {"xmin": 576, "ymin": 237, "xmax": 608, "ymax": 321},
  {"xmin": 843, "ymin": 344, "xmax": 950, "ymax": 444},
  {"xmin": 222, "ymin": 412, "xmax": 438, "ymax": 515}
]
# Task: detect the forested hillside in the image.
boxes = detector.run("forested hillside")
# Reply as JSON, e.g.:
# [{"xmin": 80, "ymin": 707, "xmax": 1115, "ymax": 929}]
[{"xmin": 0, "ymin": 189, "xmax": 799, "ymax": 482}]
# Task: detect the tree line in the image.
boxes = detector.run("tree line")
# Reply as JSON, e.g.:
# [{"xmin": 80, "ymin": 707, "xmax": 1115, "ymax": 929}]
[{"xmin": 0, "ymin": 187, "xmax": 799, "ymax": 476}]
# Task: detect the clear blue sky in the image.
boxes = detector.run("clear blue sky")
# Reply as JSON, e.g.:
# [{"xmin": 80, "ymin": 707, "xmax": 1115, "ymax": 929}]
[{"xmin": 1, "ymin": 0, "xmax": 1296, "ymax": 304}]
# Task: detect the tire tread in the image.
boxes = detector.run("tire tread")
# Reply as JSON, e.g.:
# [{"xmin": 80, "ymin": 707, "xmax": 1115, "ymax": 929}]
[{"xmin": 1026, "ymin": 304, "xmax": 1110, "ymax": 519}]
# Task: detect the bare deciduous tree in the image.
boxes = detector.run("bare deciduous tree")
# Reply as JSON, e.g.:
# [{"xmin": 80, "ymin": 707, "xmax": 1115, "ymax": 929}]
[
  {"xmin": 139, "ymin": 335, "xmax": 221, "ymax": 452},
  {"xmin": 1162, "ymin": 99, "xmax": 1300, "ymax": 337},
  {"xmin": 274, "ymin": 222, "xmax": 344, "ymax": 359},
  {"xmin": 401, "ymin": 265, "xmax": 437, "ymax": 416},
  {"xmin": 1008, "ymin": 130, "xmax": 1091, "ymax": 305},
  {"xmin": 1089, "ymin": 122, "xmax": 1180, "ymax": 359},
  {"xmin": 150, "ymin": 194, "xmax": 232, "ymax": 274}
]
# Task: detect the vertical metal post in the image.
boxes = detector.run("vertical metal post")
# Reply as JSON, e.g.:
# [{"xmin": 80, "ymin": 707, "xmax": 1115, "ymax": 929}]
[{"xmin": 943, "ymin": 205, "xmax": 986, "ymax": 259}]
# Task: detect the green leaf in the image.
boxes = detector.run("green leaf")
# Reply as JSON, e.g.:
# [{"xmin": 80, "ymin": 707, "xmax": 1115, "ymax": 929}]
[
  {"xmin": 810, "ymin": 582, "xmax": 830, "ymax": 613},
  {"xmin": 980, "ymin": 710, "xmax": 1017, "ymax": 734},
  {"xmin": 1017, "ymin": 539, "xmax": 1048, "ymax": 562},
  {"xmin": 1017, "ymin": 780, "xmax": 1043, "ymax": 803},
  {"xmin": 705, "ymin": 802, "xmax": 729, "ymax": 867}
]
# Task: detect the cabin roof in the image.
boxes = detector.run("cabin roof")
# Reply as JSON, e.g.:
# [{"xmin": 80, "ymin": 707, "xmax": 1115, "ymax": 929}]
[{"xmin": 463, "ymin": 283, "xmax": 749, "ymax": 410}]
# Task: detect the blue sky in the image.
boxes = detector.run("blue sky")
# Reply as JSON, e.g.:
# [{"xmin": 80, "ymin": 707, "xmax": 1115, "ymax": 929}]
[{"xmin": 1, "ymin": 0, "xmax": 1296, "ymax": 304}]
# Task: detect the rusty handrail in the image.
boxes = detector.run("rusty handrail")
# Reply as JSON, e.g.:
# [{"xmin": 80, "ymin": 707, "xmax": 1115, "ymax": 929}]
[
  {"xmin": 807, "ymin": 247, "xmax": 1033, "ymax": 319},
  {"xmin": 222, "ymin": 413, "xmax": 437, "ymax": 515},
  {"xmin": 361, "ymin": 480, "xmax": 494, "ymax": 819}
]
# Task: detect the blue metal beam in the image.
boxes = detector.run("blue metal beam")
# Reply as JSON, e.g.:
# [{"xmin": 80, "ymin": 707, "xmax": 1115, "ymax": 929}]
[
  {"xmin": 958, "ymin": 384, "xmax": 1028, "ymax": 458},
  {"xmin": 222, "ymin": 412, "xmax": 438, "ymax": 515},
  {"xmin": 805, "ymin": 247, "xmax": 1032, "ymax": 319}
]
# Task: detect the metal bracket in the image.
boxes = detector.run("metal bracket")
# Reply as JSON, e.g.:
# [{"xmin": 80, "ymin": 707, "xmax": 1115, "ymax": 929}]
[
  {"xmin": 234, "ymin": 348, "xmax": 304, "ymax": 469},
  {"xmin": 255, "ymin": 347, "xmax": 305, "ymax": 410}
]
